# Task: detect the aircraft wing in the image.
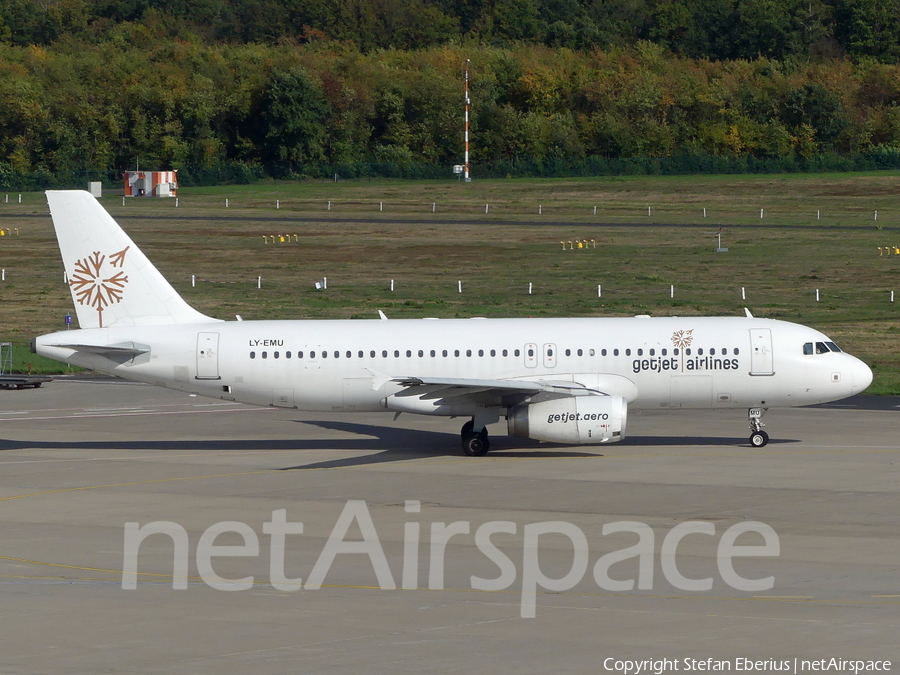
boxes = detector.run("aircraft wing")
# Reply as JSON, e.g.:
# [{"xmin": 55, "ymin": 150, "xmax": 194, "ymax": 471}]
[{"xmin": 391, "ymin": 376, "xmax": 600, "ymax": 407}]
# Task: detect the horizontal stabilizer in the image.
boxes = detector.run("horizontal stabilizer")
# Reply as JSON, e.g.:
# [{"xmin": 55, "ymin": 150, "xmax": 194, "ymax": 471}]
[{"xmin": 48, "ymin": 342, "xmax": 150, "ymax": 357}]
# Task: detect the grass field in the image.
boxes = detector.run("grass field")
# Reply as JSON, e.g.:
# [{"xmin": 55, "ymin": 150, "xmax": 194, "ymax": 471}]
[{"xmin": 1, "ymin": 172, "xmax": 898, "ymax": 391}]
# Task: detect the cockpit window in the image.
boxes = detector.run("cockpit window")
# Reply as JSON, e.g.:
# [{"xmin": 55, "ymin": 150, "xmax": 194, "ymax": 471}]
[
  {"xmin": 825, "ymin": 341, "xmax": 842, "ymax": 352},
  {"xmin": 803, "ymin": 342, "xmax": 814, "ymax": 355},
  {"xmin": 815, "ymin": 342, "xmax": 829, "ymax": 354}
]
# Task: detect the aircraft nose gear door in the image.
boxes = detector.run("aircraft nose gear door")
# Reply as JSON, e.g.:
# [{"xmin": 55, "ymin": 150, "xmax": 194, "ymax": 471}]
[
  {"xmin": 196, "ymin": 332, "xmax": 221, "ymax": 380},
  {"xmin": 749, "ymin": 329, "xmax": 774, "ymax": 376}
]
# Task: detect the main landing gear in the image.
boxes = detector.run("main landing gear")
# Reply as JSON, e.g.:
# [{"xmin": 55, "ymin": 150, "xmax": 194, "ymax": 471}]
[
  {"xmin": 748, "ymin": 408, "xmax": 769, "ymax": 447},
  {"xmin": 461, "ymin": 419, "xmax": 490, "ymax": 456}
]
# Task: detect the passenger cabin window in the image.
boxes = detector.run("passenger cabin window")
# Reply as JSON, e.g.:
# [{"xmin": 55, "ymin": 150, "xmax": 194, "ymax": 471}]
[
  {"xmin": 394, "ymin": 350, "xmax": 400, "ymax": 358},
  {"xmin": 455, "ymin": 350, "xmax": 460, "ymax": 357},
  {"xmin": 286, "ymin": 351, "xmax": 291, "ymax": 359},
  {"xmin": 262, "ymin": 352, "xmax": 268, "ymax": 359},
  {"xmin": 514, "ymin": 349, "xmax": 520, "ymax": 357},
  {"xmin": 589, "ymin": 349, "xmax": 595, "ymax": 356},
  {"xmin": 443, "ymin": 350, "xmax": 448, "ymax": 357},
  {"xmin": 250, "ymin": 351, "xmax": 256, "ymax": 359},
  {"xmin": 577, "ymin": 349, "xmax": 583, "ymax": 356},
  {"xmin": 298, "ymin": 351, "xmax": 304, "ymax": 359},
  {"xmin": 625, "ymin": 349, "xmax": 631, "ymax": 356},
  {"xmin": 637, "ymin": 349, "xmax": 643, "ymax": 356},
  {"xmin": 418, "ymin": 350, "xmax": 424, "ymax": 357},
  {"xmin": 274, "ymin": 351, "xmax": 280, "ymax": 359},
  {"xmin": 430, "ymin": 350, "xmax": 436, "ymax": 357},
  {"xmin": 382, "ymin": 350, "xmax": 388, "ymax": 358},
  {"xmin": 502, "ymin": 349, "xmax": 508, "ymax": 357},
  {"xmin": 490, "ymin": 349, "xmax": 496, "ymax": 357}
]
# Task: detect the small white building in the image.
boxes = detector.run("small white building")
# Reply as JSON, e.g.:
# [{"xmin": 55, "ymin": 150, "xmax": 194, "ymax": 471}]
[{"xmin": 123, "ymin": 170, "xmax": 178, "ymax": 197}]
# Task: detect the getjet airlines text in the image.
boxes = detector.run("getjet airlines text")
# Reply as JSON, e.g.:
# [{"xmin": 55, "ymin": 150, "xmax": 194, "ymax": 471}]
[{"xmin": 123, "ymin": 501, "xmax": 780, "ymax": 618}]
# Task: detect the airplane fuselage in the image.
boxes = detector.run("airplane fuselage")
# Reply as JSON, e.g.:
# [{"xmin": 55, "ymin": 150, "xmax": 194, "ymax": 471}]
[{"xmin": 35, "ymin": 315, "xmax": 871, "ymax": 413}]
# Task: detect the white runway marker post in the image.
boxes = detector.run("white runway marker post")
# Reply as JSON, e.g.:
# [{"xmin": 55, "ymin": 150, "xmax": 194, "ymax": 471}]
[
  {"xmin": 598, "ymin": 285, "xmax": 602, "ymax": 298},
  {"xmin": 458, "ymin": 280, "xmax": 462, "ymax": 293}
]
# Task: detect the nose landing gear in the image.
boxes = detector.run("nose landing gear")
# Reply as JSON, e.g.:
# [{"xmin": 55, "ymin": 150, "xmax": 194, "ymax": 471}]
[{"xmin": 748, "ymin": 408, "xmax": 769, "ymax": 447}]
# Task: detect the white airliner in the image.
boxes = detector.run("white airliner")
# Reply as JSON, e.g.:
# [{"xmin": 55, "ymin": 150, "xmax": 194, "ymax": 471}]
[{"xmin": 34, "ymin": 191, "xmax": 873, "ymax": 455}]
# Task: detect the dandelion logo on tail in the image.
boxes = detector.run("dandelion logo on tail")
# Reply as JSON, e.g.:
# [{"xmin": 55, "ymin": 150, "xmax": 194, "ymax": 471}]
[{"xmin": 68, "ymin": 246, "xmax": 130, "ymax": 327}]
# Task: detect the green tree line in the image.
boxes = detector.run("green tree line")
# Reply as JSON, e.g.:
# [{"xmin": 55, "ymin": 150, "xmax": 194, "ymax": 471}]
[
  {"xmin": 3, "ymin": 0, "xmax": 900, "ymax": 62},
  {"xmin": 2, "ymin": 39, "xmax": 900, "ymax": 184}
]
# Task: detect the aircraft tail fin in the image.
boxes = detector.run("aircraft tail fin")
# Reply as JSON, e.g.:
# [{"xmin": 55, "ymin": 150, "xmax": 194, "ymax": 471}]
[{"xmin": 46, "ymin": 190, "xmax": 218, "ymax": 329}]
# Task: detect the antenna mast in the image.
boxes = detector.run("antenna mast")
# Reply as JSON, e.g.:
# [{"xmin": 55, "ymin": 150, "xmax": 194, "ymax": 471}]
[{"xmin": 464, "ymin": 59, "xmax": 471, "ymax": 183}]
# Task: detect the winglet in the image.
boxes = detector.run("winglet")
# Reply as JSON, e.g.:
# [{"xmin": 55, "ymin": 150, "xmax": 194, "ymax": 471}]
[
  {"xmin": 744, "ymin": 308, "xmax": 753, "ymax": 318},
  {"xmin": 378, "ymin": 310, "xmax": 388, "ymax": 320}
]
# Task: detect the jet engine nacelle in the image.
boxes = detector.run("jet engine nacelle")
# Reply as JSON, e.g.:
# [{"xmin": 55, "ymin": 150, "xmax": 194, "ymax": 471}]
[{"xmin": 507, "ymin": 395, "xmax": 627, "ymax": 444}]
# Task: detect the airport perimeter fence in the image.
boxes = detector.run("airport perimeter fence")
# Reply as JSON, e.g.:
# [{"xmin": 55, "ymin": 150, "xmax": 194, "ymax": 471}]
[{"xmin": 5, "ymin": 151, "xmax": 900, "ymax": 191}]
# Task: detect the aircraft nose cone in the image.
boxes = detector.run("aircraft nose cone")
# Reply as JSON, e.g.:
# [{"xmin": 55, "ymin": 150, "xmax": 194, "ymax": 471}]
[{"xmin": 852, "ymin": 357, "xmax": 873, "ymax": 393}]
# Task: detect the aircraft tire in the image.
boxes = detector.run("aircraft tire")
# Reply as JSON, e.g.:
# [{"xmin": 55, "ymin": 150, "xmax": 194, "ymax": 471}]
[
  {"xmin": 749, "ymin": 430, "xmax": 769, "ymax": 447},
  {"xmin": 462, "ymin": 430, "xmax": 490, "ymax": 456}
]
